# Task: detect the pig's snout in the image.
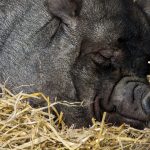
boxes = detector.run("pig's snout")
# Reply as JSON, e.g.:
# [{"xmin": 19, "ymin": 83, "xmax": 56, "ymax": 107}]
[
  {"xmin": 105, "ymin": 77, "xmax": 150, "ymax": 129},
  {"xmin": 142, "ymin": 93, "xmax": 150, "ymax": 115},
  {"xmin": 133, "ymin": 82, "xmax": 150, "ymax": 116}
]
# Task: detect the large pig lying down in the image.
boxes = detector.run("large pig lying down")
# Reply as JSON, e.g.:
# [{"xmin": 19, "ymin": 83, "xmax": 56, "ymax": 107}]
[{"xmin": 0, "ymin": 0, "xmax": 150, "ymax": 129}]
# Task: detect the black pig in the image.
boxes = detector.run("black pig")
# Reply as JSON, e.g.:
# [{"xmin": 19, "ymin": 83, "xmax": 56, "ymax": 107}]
[{"xmin": 0, "ymin": 0, "xmax": 150, "ymax": 129}]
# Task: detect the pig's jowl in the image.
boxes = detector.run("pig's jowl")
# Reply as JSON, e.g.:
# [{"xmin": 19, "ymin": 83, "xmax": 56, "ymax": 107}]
[{"xmin": 0, "ymin": 0, "xmax": 150, "ymax": 129}]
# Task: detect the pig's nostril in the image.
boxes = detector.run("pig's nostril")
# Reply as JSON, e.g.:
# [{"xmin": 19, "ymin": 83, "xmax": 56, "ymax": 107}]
[{"xmin": 142, "ymin": 93, "xmax": 150, "ymax": 115}]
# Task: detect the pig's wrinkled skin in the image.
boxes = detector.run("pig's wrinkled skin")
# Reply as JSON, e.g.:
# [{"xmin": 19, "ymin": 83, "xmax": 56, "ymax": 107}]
[{"xmin": 0, "ymin": 0, "xmax": 150, "ymax": 129}]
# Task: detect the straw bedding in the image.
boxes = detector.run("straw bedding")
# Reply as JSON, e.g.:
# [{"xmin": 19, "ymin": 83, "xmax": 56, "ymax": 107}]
[{"xmin": 0, "ymin": 87, "xmax": 150, "ymax": 150}]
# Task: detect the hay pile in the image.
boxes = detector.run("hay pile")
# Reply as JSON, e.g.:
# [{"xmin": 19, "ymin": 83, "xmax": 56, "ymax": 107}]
[{"xmin": 0, "ymin": 88, "xmax": 150, "ymax": 150}]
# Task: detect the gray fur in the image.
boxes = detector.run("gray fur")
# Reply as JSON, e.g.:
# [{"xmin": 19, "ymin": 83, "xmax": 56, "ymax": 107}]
[{"xmin": 0, "ymin": 0, "xmax": 150, "ymax": 129}]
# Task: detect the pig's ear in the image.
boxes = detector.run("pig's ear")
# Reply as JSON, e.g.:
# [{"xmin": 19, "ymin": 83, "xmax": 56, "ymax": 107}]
[
  {"xmin": 136, "ymin": 0, "xmax": 150, "ymax": 18},
  {"xmin": 46, "ymin": 0, "xmax": 82, "ymax": 24}
]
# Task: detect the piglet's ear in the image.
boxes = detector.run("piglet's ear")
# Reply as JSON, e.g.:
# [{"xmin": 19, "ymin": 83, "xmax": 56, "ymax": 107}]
[
  {"xmin": 46, "ymin": 0, "xmax": 82, "ymax": 24},
  {"xmin": 136, "ymin": 0, "xmax": 150, "ymax": 18}
]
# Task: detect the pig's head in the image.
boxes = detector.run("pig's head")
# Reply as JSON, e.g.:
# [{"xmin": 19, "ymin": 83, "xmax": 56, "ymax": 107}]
[{"xmin": 46, "ymin": 0, "xmax": 150, "ymax": 129}]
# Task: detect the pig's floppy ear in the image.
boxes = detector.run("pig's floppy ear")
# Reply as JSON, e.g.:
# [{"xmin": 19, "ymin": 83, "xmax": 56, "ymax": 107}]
[
  {"xmin": 46, "ymin": 0, "xmax": 82, "ymax": 24},
  {"xmin": 136, "ymin": 0, "xmax": 150, "ymax": 18}
]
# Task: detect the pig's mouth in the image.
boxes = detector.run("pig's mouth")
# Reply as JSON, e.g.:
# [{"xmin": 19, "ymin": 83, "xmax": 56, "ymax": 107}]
[
  {"xmin": 93, "ymin": 77, "xmax": 150, "ymax": 129},
  {"xmin": 105, "ymin": 112, "xmax": 148, "ymax": 129}
]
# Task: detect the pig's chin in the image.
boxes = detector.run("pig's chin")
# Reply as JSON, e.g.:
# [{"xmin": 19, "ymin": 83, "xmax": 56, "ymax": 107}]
[{"xmin": 106, "ymin": 112, "xmax": 147, "ymax": 129}]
